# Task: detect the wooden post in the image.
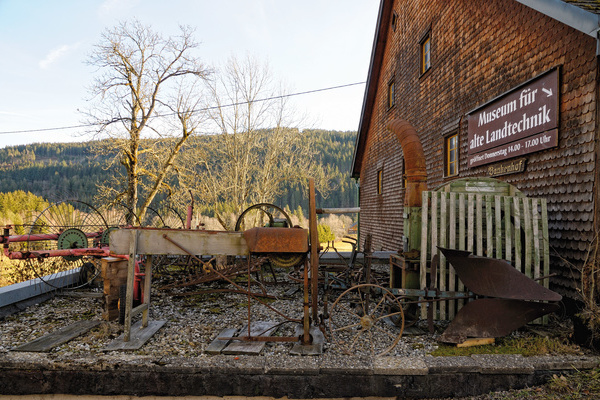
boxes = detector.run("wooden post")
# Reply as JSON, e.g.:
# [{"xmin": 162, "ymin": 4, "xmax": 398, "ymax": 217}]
[
  {"xmin": 142, "ymin": 254, "xmax": 152, "ymax": 328},
  {"xmin": 309, "ymin": 179, "xmax": 319, "ymax": 323},
  {"xmin": 303, "ymin": 256, "xmax": 310, "ymax": 344},
  {"xmin": 101, "ymin": 257, "xmax": 128, "ymax": 321},
  {"xmin": 124, "ymin": 230, "xmax": 138, "ymax": 342}
]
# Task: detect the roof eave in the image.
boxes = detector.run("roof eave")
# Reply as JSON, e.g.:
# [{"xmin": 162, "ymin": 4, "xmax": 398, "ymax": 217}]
[{"xmin": 517, "ymin": 0, "xmax": 600, "ymax": 38}]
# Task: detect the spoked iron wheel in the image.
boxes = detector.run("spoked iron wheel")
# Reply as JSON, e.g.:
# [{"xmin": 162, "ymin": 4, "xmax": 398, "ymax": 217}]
[
  {"xmin": 98, "ymin": 202, "xmax": 142, "ymax": 227},
  {"xmin": 26, "ymin": 200, "xmax": 108, "ymax": 289},
  {"xmin": 235, "ymin": 203, "xmax": 302, "ymax": 269},
  {"xmin": 97, "ymin": 202, "xmax": 142, "ymax": 248},
  {"xmin": 142, "ymin": 206, "xmax": 167, "ymax": 228},
  {"xmin": 159, "ymin": 205, "xmax": 185, "ymax": 229},
  {"xmin": 235, "ymin": 203, "xmax": 293, "ymax": 231},
  {"xmin": 147, "ymin": 206, "xmax": 188, "ymax": 275},
  {"xmin": 329, "ymin": 284, "xmax": 405, "ymax": 356}
]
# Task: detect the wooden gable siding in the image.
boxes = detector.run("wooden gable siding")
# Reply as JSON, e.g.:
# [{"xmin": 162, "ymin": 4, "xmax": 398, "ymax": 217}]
[{"xmin": 356, "ymin": 0, "xmax": 598, "ymax": 298}]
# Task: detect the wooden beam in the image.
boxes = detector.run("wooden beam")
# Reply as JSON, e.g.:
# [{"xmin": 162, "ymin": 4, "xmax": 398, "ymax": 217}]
[
  {"xmin": 102, "ymin": 320, "xmax": 166, "ymax": 351},
  {"xmin": 12, "ymin": 321, "xmax": 101, "ymax": 352},
  {"xmin": 456, "ymin": 338, "xmax": 495, "ymax": 348},
  {"xmin": 110, "ymin": 228, "xmax": 249, "ymax": 256}
]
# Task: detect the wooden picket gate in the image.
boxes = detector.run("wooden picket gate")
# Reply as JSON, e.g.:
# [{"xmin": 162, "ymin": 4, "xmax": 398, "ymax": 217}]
[{"xmin": 418, "ymin": 178, "xmax": 550, "ymax": 321}]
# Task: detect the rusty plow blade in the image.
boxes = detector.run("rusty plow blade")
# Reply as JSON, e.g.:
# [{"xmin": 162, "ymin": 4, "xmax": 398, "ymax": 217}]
[
  {"xmin": 438, "ymin": 248, "xmax": 561, "ymax": 301},
  {"xmin": 439, "ymin": 298, "xmax": 560, "ymax": 344},
  {"xmin": 437, "ymin": 247, "xmax": 562, "ymax": 344}
]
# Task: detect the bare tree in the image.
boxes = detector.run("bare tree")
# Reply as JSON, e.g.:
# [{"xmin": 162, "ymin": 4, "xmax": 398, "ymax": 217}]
[
  {"xmin": 177, "ymin": 55, "xmax": 328, "ymax": 230},
  {"xmin": 83, "ymin": 20, "xmax": 209, "ymax": 222}
]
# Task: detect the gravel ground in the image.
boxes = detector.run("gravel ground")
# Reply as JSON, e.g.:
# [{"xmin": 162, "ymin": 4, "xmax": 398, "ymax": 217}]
[
  {"xmin": 2, "ymin": 268, "xmax": 597, "ymax": 400},
  {"xmin": 0, "ymin": 270, "xmax": 443, "ymax": 359}
]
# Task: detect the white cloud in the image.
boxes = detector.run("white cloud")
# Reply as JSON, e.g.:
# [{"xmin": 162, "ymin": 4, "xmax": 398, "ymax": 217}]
[{"xmin": 39, "ymin": 43, "xmax": 80, "ymax": 69}]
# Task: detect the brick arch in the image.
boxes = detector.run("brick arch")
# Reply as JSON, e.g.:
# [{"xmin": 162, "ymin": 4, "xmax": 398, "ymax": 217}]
[{"xmin": 387, "ymin": 119, "xmax": 428, "ymax": 207}]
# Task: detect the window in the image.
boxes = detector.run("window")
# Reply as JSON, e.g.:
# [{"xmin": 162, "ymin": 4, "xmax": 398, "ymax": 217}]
[
  {"xmin": 401, "ymin": 158, "xmax": 406, "ymax": 188},
  {"xmin": 445, "ymin": 133, "xmax": 458, "ymax": 177},
  {"xmin": 420, "ymin": 34, "xmax": 431, "ymax": 74},
  {"xmin": 391, "ymin": 12, "xmax": 398, "ymax": 32},
  {"xmin": 387, "ymin": 80, "xmax": 395, "ymax": 109},
  {"xmin": 377, "ymin": 169, "xmax": 383, "ymax": 195}
]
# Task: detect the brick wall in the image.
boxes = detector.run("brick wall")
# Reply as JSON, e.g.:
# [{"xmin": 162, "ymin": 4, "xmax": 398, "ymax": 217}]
[{"xmin": 358, "ymin": 0, "xmax": 597, "ymax": 296}]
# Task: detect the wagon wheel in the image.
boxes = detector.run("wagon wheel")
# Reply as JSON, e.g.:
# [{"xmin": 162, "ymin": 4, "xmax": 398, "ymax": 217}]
[
  {"xmin": 26, "ymin": 200, "xmax": 108, "ymax": 289},
  {"xmin": 99, "ymin": 202, "xmax": 142, "ymax": 228},
  {"xmin": 329, "ymin": 284, "xmax": 405, "ymax": 356},
  {"xmin": 151, "ymin": 206, "xmax": 189, "ymax": 275},
  {"xmin": 160, "ymin": 205, "xmax": 185, "ymax": 229},
  {"xmin": 235, "ymin": 203, "xmax": 300, "ymax": 269},
  {"xmin": 97, "ymin": 202, "xmax": 142, "ymax": 247},
  {"xmin": 235, "ymin": 203, "xmax": 293, "ymax": 231},
  {"xmin": 143, "ymin": 206, "xmax": 166, "ymax": 227},
  {"xmin": 269, "ymin": 253, "xmax": 306, "ymax": 268}
]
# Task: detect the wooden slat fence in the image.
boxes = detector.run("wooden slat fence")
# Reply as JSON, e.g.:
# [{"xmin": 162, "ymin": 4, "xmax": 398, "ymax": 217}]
[{"xmin": 419, "ymin": 191, "xmax": 550, "ymax": 321}]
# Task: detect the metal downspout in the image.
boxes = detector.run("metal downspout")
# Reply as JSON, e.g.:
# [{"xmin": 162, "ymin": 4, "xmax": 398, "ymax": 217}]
[
  {"xmin": 387, "ymin": 119, "xmax": 428, "ymax": 253},
  {"xmin": 595, "ymin": 50, "xmax": 600, "ymax": 233}
]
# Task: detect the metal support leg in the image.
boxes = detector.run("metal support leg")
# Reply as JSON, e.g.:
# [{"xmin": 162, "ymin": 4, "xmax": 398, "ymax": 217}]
[
  {"xmin": 142, "ymin": 254, "xmax": 152, "ymax": 328},
  {"xmin": 124, "ymin": 230, "xmax": 138, "ymax": 342}
]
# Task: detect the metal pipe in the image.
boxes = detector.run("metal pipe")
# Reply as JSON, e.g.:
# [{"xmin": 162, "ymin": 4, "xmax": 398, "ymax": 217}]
[
  {"xmin": 3, "ymin": 231, "xmax": 103, "ymax": 244},
  {"xmin": 316, "ymin": 207, "xmax": 360, "ymax": 214},
  {"xmin": 6, "ymin": 248, "xmax": 111, "ymax": 260},
  {"xmin": 186, "ymin": 189, "xmax": 194, "ymax": 229}
]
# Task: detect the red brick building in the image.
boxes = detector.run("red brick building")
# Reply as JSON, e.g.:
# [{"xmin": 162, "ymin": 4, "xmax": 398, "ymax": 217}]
[{"xmin": 352, "ymin": 0, "xmax": 600, "ymax": 297}]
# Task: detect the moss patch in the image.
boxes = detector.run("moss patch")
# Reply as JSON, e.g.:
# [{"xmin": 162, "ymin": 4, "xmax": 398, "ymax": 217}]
[{"xmin": 431, "ymin": 336, "xmax": 582, "ymax": 357}]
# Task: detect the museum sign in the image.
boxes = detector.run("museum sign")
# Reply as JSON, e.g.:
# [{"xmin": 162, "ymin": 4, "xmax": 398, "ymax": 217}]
[{"xmin": 467, "ymin": 68, "xmax": 559, "ymax": 168}]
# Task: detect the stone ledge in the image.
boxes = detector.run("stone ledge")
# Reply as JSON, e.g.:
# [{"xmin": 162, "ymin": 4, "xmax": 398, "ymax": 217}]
[
  {"xmin": 374, "ymin": 356, "xmax": 428, "ymax": 375},
  {"xmin": 0, "ymin": 354, "xmax": 599, "ymax": 398},
  {"xmin": 319, "ymin": 355, "xmax": 373, "ymax": 375},
  {"xmin": 184, "ymin": 354, "xmax": 266, "ymax": 375},
  {"xmin": 471, "ymin": 354, "xmax": 535, "ymax": 375},
  {"xmin": 424, "ymin": 355, "xmax": 480, "ymax": 373},
  {"xmin": 264, "ymin": 356, "xmax": 320, "ymax": 375},
  {"xmin": 528, "ymin": 355, "xmax": 600, "ymax": 370}
]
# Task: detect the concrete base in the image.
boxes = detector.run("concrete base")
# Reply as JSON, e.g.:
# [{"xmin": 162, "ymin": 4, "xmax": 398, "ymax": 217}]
[
  {"xmin": 0, "ymin": 272, "xmax": 79, "ymax": 309},
  {"xmin": 0, "ymin": 353, "xmax": 597, "ymax": 398}
]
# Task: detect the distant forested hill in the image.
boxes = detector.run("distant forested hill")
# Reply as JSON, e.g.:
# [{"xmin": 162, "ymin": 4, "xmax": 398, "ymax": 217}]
[
  {"xmin": 0, "ymin": 130, "xmax": 358, "ymax": 213},
  {"xmin": 0, "ymin": 142, "xmax": 105, "ymax": 202}
]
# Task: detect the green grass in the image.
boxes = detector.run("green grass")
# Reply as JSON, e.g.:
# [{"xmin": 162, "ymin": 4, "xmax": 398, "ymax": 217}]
[
  {"xmin": 478, "ymin": 369, "xmax": 600, "ymax": 400},
  {"xmin": 430, "ymin": 336, "xmax": 598, "ymax": 399},
  {"xmin": 430, "ymin": 336, "xmax": 582, "ymax": 357}
]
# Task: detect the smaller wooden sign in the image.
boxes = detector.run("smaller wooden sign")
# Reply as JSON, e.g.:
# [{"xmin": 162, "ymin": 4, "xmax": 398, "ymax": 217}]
[{"xmin": 487, "ymin": 158, "xmax": 527, "ymax": 177}]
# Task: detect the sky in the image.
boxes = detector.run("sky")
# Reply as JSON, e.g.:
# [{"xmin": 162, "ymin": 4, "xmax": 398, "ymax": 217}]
[{"xmin": 0, "ymin": 0, "xmax": 381, "ymax": 148}]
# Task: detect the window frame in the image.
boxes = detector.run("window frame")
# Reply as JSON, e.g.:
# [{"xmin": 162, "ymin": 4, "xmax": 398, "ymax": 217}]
[
  {"xmin": 445, "ymin": 133, "xmax": 459, "ymax": 177},
  {"xmin": 420, "ymin": 33, "xmax": 431, "ymax": 75},
  {"xmin": 401, "ymin": 158, "xmax": 407, "ymax": 189},
  {"xmin": 391, "ymin": 11, "xmax": 398, "ymax": 32},
  {"xmin": 387, "ymin": 79, "xmax": 395, "ymax": 109}
]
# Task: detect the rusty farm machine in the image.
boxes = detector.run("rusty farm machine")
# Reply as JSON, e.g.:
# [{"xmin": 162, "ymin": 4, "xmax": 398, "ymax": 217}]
[{"xmin": 1, "ymin": 177, "xmax": 563, "ymax": 355}]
